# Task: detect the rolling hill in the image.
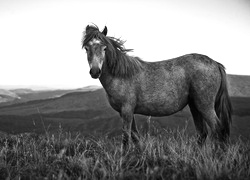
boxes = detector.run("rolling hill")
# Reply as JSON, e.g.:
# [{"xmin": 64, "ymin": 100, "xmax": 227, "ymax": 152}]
[
  {"xmin": 0, "ymin": 89, "xmax": 20, "ymax": 104},
  {"xmin": 0, "ymin": 74, "xmax": 249, "ymax": 141},
  {"xmin": 227, "ymin": 74, "xmax": 250, "ymax": 97},
  {"xmin": 0, "ymin": 85, "xmax": 101, "ymax": 106}
]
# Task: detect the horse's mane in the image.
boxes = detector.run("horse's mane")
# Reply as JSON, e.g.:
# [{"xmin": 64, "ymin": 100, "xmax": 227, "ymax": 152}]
[{"xmin": 82, "ymin": 25, "xmax": 143, "ymax": 78}]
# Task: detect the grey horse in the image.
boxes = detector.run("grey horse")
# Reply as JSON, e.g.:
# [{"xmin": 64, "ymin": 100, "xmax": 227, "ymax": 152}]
[{"xmin": 82, "ymin": 25, "xmax": 232, "ymax": 152}]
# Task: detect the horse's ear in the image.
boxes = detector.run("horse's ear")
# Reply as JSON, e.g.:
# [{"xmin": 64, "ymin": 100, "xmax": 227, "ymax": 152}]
[
  {"xmin": 102, "ymin": 26, "xmax": 108, "ymax": 36},
  {"xmin": 86, "ymin": 25, "xmax": 90, "ymax": 30}
]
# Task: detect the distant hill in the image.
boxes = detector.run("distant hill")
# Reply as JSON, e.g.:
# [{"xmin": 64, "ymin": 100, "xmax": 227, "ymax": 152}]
[
  {"xmin": 0, "ymin": 94, "xmax": 17, "ymax": 104},
  {"xmin": 0, "ymin": 89, "xmax": 108, "ymax": 115},
  {"xmin": 0, "ymin": 89, "xmax": 19, "ymax": 98},
  {"xmin": 227, "ymin": 75, "xmax": 250, "ymax": 97},
  {"xmin": 10, "ymin": 88, "xmax": 35, "ymax": 94},
  {"xmin": 0, "ymin": 89, "xmax": 20, "ymax": 104},
  {"xmin": 0, "ymin": 86, "xmax": 102, "ymax": 106},
  {"xmin": 0, "ymin": 88, "xmax": 120, "ymax": 135}
]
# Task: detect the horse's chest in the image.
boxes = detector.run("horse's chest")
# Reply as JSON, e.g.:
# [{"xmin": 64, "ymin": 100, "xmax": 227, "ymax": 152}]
[
  {"xmin": 107, "ymin": 93, "xmax": 122, "ymax": 112},
  {"xmin": 104, "ymin": 79, "xmax": 136, "ymax": 112},
  {"xmin": 106, "ymin": 89, "xmax": 132, "ymax": 112}
]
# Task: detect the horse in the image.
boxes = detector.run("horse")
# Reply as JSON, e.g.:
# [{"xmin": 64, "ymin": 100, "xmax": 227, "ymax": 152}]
[{"xmin": 81, "ymin": 25, "xmax": 232, "ymax": 152}]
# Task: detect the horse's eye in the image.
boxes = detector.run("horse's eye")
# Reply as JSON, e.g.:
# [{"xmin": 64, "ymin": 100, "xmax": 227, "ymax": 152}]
[{"xmin": 84, "ymin": 47, "xmax": 88, "ymax": 52}]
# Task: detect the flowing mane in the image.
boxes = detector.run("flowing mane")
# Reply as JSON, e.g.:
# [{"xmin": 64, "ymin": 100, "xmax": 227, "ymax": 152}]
[{"xmin": 82, "ymin": 25, "xmax": 143, "ymax": 78}]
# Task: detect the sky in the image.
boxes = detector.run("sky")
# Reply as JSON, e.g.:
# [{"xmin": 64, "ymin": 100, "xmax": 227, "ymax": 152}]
[{"xmin": 0, "ymin": 0, "xmax": 249, "ymax": 89}]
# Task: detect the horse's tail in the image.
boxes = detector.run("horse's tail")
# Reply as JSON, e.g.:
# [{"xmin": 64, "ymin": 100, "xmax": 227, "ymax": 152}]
[{"xmin": 215, "ymin": 63, "xmax": 233, "ymax": 140}]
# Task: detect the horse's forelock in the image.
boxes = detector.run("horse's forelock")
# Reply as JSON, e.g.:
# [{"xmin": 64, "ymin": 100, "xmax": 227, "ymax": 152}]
[
  {"xmin": 82, "ymin": 25, "xmax": 100, "ymax": 47},
  {"xmin": 82, "ymin": 29, "xmax": 109, "ymax": 49}
]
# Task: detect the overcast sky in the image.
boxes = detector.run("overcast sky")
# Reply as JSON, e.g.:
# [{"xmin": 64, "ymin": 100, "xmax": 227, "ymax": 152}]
[{"xmin": 0, "ymin": 0, "xmax": 249, "ymax": 89}]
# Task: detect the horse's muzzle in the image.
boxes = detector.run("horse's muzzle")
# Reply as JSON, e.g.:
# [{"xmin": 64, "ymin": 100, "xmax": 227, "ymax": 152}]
[{"xmin": 89, "ymin": 68, "xmax": 101, "ymax": 79}]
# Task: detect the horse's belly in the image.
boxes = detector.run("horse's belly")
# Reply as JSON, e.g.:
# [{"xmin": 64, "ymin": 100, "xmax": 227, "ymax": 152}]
[
  {"xmin": 135, "ymin": 104, "xmax": 185, "ymax": 116},
  {"xmin": 135, "ymin": 93, "xmax": 188, "ymax": 116}
]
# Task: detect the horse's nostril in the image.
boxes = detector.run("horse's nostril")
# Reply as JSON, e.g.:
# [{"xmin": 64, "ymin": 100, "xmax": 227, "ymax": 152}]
[
  {"xmin": 89, "ymin": 69, "xmax": 94, "ymax": 76},
  {"xmin": 89, "ymin": 68, "xmax": 101, "ymax": 78}
]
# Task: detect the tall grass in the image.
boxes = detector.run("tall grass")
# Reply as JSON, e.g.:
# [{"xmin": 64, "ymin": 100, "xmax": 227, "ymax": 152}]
[{"xmin": 0, "ymin": 127, "xmax": 249, "ymax": 180}]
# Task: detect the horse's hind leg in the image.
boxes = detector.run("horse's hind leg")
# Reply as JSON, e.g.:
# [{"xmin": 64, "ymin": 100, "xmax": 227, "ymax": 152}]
[
  {"xmin": 191, "ymin": 98, "xmax": 229, "ymax": 145},
  {"xmin": 199, "ymin": 109, "xmax": 227, "ymax": 143},
  {"xmin": 189, "ymin": 102, "xmax": 208, "ymax": 146}
]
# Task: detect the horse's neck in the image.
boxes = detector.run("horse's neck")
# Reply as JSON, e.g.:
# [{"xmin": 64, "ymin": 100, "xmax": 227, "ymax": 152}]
[
  {"xmin": 99, "ymin": 63, "xmax": 114, "ymax": 91},
  {"xmin": 99, "ymin": 57, "xmax": 143, "ymax": 92}
]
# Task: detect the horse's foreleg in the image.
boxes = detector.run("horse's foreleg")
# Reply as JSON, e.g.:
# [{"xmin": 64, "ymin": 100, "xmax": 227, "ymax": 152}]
[
  {"xmin": 131, "ymin": 116, "xmax": 140, "ymax": 144},
  {"xmin": 120, "ymin": 105, "xmax": 134, "ymax": 154}
]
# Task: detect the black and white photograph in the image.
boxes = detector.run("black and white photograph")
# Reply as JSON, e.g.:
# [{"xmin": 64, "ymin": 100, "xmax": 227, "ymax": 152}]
[{"xmin": 0, "ymin": 0, "xmax": 250, "ymax": 179}]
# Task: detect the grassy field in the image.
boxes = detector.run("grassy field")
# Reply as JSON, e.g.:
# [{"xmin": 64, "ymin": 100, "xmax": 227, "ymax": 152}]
[{"xmin": 0, "ymin": 127, "xmax": 249, "ymax": 180}]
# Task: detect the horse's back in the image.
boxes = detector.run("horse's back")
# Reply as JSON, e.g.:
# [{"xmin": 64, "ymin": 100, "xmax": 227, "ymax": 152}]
[
  {"xmin": 141, "ymin": 53, "xmax": 221, "ymax": 93},
  {"xmin": 160, "ymin": 53, "xmax": 222, "ymax": 88}
]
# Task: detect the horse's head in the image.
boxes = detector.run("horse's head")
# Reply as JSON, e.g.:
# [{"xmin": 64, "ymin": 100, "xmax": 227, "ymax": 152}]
[
  {"xmin": 83, "ymin": 26, "xmax": 108, "ymax": 79},
  {"xmin": 82, "ymin": 24, "xmax": 136, "ymax": 79}
]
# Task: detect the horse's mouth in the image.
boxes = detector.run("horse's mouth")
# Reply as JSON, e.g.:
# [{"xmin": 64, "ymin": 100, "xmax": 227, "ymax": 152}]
[{"xmin": 90, "ymin": 73, "xmax": 101, "ymax": 79}]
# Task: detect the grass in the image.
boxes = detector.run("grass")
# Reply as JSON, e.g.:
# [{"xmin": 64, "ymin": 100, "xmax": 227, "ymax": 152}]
[{"xmin": 0, "ymin": 127, "xmax": 250, "ymax": 180}]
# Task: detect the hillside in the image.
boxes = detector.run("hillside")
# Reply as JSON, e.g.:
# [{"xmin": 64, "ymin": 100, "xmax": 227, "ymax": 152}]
[
  {"xmin": 0, "ymin": 86, "xmax": 102, "ymax": 106},
  {"xmin": 0, "ymin": 94, "xmax": 17, "ymax": 104},
  {"xmin": 0, "ymin": 89, "xmax": 20, "ymax": 104},
  {"xmin": 0, "ymin": 89, "xmax": 108, "ymax": 115},
  {"xmin": 227, "ymin": 74, "xmax": 250, "ymax": 97}
]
